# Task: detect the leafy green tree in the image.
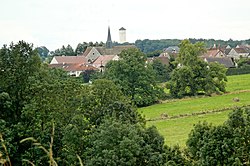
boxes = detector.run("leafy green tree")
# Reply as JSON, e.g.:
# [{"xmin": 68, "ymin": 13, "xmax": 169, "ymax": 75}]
[
  {"xmin": 104, "ymin": 48, "xmax": 165, "ymax": 106},
  {"xmin": 165, "ymin": 145, "xmax": 191, "ymax": 166},
  {"xmin": 146, "ymin": 50, "xmax": 162, "ymax": 57},
  {"xmin": 36, "ymin": 46, "xmax": 49, "ymax": 58},
  {"xmin": 65, "ymin": 44, "xmax": 75, "ymax": 56},
  {"xmin": 170, "ymin": 66, "xmax": 195, "ymax": 97},
  {"xmin": 51, "ymin": 44, "xmax": 76, "ymax": 56},
  {"xmin": 75, "ymin": 42, "xmax": 88, "ymax": 55},
  {"xmin": 20, "ymin": 68, "xmax": 85, "ymax": 164},
  {"xmin": 169, "ymin": 40, "xmax": 227, "ymax": 98},
  {"xmin": 152, "ymin": 59, "xmax": 171, "ymax": 82},
  {"xmin": 80, "ymin": 79, "xmax": 143, "ymax": 126},
  {"xmin": 0, "ymin": 41, "xmax": 41, "ymax": 123},
  {"xmin": 85, "ymin": 118, "xmax": 166, "ymax": 166},
  {"xmin": 187, "ymin": 107, "xmax": 250, "ymax": 165}
]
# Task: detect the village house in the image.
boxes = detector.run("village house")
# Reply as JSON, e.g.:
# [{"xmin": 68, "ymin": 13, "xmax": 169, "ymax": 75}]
[
  {"xmin": 202, "ymin": 57, "xmax": 235, "ymax": 68},
  {"xmin": 49, "ymin": 63, "xmax": 97, "ymax": 77},
  {"xmin": 227, "ymin": 47, "xmax": 250, "ymax": 59},
  {"xmin": 203, "ymin": 48, "xmax": 226, "ymax": 57},
  {"xmin": 49, "ymin": 55, "xmax": 97, "ymax": 77}
]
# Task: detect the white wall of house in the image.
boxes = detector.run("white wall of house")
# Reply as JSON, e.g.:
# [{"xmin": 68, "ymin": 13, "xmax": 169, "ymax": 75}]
[
  {"xmin": 216, "ymin": 51, "xmax": 226, "ymax": 57},
  {"xmin": 50, "ymin": 57, "xmax": 58, "ymax": 64},
  {"xmin": 228, "ymin": 49, "xmax": 249, "ymax": 59},
  {"xmin": 227, "ymin": 49, "xmax": 240, "ymax": 59},
  {"xmin": 68, "ymin": 71, "xmax": 82, "ymax": 77}
]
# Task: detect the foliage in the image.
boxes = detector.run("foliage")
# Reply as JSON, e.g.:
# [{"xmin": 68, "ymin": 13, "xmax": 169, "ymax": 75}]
[
  {"xmin": 135, "ymin": 38, "xmax": 250, "ymax": 54},
  {"xmin": 169, "ymin": 40, "xmax": 227, "ymax": 98},
  {"xmin": 135, "ymin": 39, "xmax": 181, "ymax": 53},
  {"xmin": 50, "ymin": 44, "xmax": 76, "ymax": 56},
  {"xmin": 104, "ymin": 48, "xmax": 165, "ymax": 107},
  {"xmin": 165, "ymin": 145, "xmax": 191, "ymax": 165},
  {"xmin": 0, "ymin": 41, "xmax": 42, "ymax": 123},
  {"xmin": 187, "ymin": 107, "xmax": 250, "ymax": 165},
  {"xmin": 75, "ymin": 42, "xmax": 88, "ymax": 55},
  {"xmin": 81, "ymin": 69, "xmax": 96, "ymax": 83},
  {"xmin": 80, "ymin": 79, "xmax": 144, "ymax": 126},
  {"xmin": 151, "ymin": 59, "xmax": 171, "ymax": 82},
  {"xmin": 227, "ymin": 65, "xmax": 250, "ymax": 76},
  {"xmin": 85, "ymin": 118, "xmax": 166, "ymax": 166},
  {"xmin": 146, "ymin": 50, "xmax": 163, "ymax": 57},
  {"xmin": 36, "ymin": 46, "xmax": 49, "ymax": 58}
]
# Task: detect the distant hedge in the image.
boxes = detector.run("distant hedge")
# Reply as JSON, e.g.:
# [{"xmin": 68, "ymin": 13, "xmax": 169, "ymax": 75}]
[{"xmin": 226, "ymin": 65, "xmax": 250, "ymax": 75}]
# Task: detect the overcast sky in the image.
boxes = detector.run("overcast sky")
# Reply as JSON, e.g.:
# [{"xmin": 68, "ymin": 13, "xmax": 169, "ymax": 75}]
[{"xmin": 1, "ymin": 0, "xmax": 250, "ymax": 50}]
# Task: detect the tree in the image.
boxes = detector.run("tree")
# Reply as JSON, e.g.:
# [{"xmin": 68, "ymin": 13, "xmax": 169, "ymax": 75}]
[
  {"xmin": 51, "ymin": 44, "xmax": 76, "ymax": 56},
  {"xmin": 0, "ymin": 41, "xmax": 41, "ymax": 123},
  {"xmin": 187, "ymin": 107, "xmax": 250, "ymax": 165},
  {"xmin": 169, "ymin": 40, "xmax": 227, "ymax": 98},
  {"xmin": 152, "ymin": 59, "xmax": 171, "ymax": 82},
  {"xmin": 36, "ymin": 46, "xmax": 49, "ymax": 58},
  {"xmin": 65, "ymin": 44, "xmax": 75, "ymax": 56},
  {"xmin": 75, "ymin": 42, "xmax": 88, "ymax": 55},
  {"xmin": 85, "ymin": 118, "xmax": 166, "ymax": 166},
  {"xmin": 104, "ymin": 48, "xmax": 165, "ymax": 107},
  {"xmin": 80, "ymin": 79, "xmax": 143, "ymax": 126}
]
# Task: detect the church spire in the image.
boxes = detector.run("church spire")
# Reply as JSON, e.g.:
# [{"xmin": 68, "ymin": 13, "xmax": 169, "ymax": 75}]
[{"xmin": 106, "ymin": 26, "xmax": 113, "ymax": 49}]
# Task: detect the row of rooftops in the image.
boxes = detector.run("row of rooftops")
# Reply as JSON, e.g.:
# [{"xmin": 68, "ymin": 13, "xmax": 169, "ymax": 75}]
[
  {"xmin": 49, "ymin": 45, "xmax": 135, "ymax": 76},
  {"xmin": 49, "ymin": 44, "xmax": 250, "ymax": 77}
]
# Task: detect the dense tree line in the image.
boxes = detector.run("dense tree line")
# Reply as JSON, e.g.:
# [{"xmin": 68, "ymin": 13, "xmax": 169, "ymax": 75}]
[
  {"xmin": 135, "ymin": 38, "xmax": 250, "ymax": 54},
  {"xmin": 1, "ymin": 40, "xmax": 246, "ymax": 166}
]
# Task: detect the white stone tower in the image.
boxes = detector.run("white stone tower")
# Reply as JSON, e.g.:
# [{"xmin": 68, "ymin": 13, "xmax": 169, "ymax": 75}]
[{"xmin": 119, "ymin": 27, "xmax": 126, "ymax": 43}]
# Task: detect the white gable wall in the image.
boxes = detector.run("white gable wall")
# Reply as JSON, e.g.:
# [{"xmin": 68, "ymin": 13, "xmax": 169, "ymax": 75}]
[{"xmin": 50, "ymin": 57, "xmax": 58, "ymax": 64}]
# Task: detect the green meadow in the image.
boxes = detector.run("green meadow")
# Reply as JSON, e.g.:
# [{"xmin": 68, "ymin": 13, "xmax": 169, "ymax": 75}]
[{"xmin": 139, "ymin": 74, "xmax": 250, "ymax": 146}]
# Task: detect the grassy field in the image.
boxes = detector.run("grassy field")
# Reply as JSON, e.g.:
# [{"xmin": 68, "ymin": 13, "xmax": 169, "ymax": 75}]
[
  {"xmin": 226, "ymin": 74, "xmax": 250, "ymax": 92},
  {"xmin": 139, "ymin": 74, "xmax": 250, "ymax": 146},
  {"xmin": 147, "ymin": 110, "xmax": 231, "ymax": 146}
]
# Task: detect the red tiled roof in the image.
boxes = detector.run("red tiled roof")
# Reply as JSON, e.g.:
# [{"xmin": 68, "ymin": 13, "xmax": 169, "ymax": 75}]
[
  {"xmin": 53, "ymin": 56, "xmax": 88, "ymax": 64},
  {"xmin": 234, "ymin": 48, "xmax": 249, "ymax": 54},
  {"xmin": 92, "ymin": 55, "xmax": 117, "ymax": 66},
  {"xmin": 147, "ymin": 56, "xmax": 170, "ymax": 65},
  {"xmin": 203, "ymin": 49, "xmax": 225, "ymax": 57}
]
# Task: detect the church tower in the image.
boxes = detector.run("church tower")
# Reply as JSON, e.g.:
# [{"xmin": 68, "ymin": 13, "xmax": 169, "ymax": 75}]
[{"xmin": 106, "ymin": 26, "xmax": 113, "ymax": 49}]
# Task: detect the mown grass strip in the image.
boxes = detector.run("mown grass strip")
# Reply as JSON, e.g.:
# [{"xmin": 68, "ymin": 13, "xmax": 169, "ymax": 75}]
[
  {"xmin": 147, "ymin": 110, "xmax": 231, "ymax": 147},
  {"xmin": 226, "ymin": 74, "xmax": 250, "ymax": 92},
  {"xmin": 139, "ymin": 91, "xmax": 250, "ymax": 120}
]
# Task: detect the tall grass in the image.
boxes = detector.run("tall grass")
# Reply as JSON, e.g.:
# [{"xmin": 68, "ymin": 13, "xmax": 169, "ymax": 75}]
[{"xmin": 0, "ymin": 133, "xmax": 12, "ymax": 166}]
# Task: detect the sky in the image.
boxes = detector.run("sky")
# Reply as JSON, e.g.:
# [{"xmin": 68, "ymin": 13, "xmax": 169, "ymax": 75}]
[{"xmin": 0, "ymin": 0, "xmax": 250, "ymax": 51}]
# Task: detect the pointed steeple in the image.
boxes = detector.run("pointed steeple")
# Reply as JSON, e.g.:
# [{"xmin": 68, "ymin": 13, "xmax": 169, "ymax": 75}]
[{"xmin": 106, "ymin": 26, "xmax": 113, "ymax": 49}]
